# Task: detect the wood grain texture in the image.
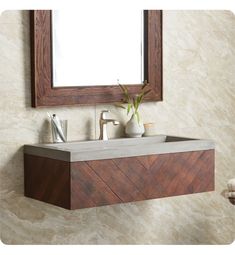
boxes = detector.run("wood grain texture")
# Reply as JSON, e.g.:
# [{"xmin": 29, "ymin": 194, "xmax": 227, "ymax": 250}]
[
  {"xmin": 70, "ymin": 161, "xmax": 121, "ymax": 209},
  {"xmin": 30, "ymin": 10, "xmax": 162, "ymax": 107},
  {"xmin": 24, "ymin": 149, "xmax": 214, "ymax": 210},
  {"xmin": 24, "ymin": 154, "xmax": 71, "ymax": 209}
]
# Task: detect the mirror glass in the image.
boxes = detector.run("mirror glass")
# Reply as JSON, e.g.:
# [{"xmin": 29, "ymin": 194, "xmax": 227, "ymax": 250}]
[{"xmin": 52, "ymin": 10, "xmax": 143, "ymax": 87}]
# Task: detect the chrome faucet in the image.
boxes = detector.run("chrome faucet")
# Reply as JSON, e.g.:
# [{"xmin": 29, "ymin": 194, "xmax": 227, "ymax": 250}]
[{"xmin": 99, "ymin": 110, "xmax": 119, "ymax": 140}]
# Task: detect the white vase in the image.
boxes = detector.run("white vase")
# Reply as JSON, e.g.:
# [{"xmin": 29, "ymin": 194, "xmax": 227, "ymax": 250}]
[{"xmin": 125, "ymin": 113, "xmax": 144, "ymax": 138}]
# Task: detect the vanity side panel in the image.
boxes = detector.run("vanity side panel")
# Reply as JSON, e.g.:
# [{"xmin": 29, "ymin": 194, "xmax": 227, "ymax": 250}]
[{"xmin": 24, "ymin": 154, "xmax": 71, "ymax": 209}]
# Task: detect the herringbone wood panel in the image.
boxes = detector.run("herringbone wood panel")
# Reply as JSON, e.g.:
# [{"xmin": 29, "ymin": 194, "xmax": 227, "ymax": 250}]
[
  {"xmin": 71, "ymin": 150, "xmax": 214, "ymax": 209},
  {"xmin": 24, "ymin": 150, "xmax": 214, "ymax": 209}
]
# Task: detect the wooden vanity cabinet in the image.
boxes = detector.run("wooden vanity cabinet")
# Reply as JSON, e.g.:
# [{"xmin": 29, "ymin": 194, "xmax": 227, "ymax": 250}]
[{"xmin": 24, "ymin": 149, "xmax": 214, "ymax": 210}]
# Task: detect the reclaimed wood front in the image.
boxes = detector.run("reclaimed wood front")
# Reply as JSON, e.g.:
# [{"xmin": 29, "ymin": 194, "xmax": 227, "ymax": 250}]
[{"xmin": 24, "ymin": 150, "xmax": 214, "ymax": 209}]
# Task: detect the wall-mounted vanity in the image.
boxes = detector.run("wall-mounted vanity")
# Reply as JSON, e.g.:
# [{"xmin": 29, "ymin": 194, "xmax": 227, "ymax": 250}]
[
  {"xmin": 27, "ymin": 10, "xmax": 215, "ymax": 210},
  {"xmin": 24, "ymin": 136, "xmax": 215, "ymax": 210},
  {"xmin": 30, "ymin": 10, "xmax": 162, "ymax": 107}
]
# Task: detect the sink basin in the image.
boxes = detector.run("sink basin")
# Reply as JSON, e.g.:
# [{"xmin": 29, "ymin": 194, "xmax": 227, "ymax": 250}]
[{"xmin": 24, "ymin": 135, "xmax": 214, "ymax": 162}]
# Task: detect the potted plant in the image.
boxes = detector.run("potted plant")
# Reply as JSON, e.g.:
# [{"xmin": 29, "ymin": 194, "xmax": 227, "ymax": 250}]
[{"xmin": 115, "ymin": 80, "xmax": 151, "ymax": 138}]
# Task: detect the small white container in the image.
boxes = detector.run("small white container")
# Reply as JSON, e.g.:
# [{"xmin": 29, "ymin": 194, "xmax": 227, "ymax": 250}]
[
  {"xmin": 144, "ymin": 122, "xmax": 158, "ymax": 137},
  {"xmin": 51, "ymin": 119, "xmax": 68, "ymax": 143}
]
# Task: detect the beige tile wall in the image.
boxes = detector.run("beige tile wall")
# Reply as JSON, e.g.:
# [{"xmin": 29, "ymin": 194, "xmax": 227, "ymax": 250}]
[{"xmin": 0, "ymin": 10, "xmax": 234, "ymax": 244}]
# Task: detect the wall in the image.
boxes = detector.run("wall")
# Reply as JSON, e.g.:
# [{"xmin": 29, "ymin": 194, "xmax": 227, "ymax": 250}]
[{"xmin": 0, "ymin": 10, "xmax": 234, "ymax": 244}]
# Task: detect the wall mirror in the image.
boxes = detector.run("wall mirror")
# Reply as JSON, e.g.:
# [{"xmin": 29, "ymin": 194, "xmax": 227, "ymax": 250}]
[
  {"xmin": 52, "ymin": 10, "xmax": 143, "ymax": 87},
  {"xmin": 30, "ymin": 10, "xmax": 162, "ymax": 107}
]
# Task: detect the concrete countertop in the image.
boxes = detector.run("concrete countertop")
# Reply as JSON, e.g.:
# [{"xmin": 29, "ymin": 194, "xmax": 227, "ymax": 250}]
[{"xmin": 24, "ymin": 135, "xmax": 215, "ymax": 162}]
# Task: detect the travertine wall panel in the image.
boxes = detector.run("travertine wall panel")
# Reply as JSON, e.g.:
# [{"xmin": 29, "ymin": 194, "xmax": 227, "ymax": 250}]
[{"xmin": 0, "ymin": 10, "xmax": 234, "ymax": 244}]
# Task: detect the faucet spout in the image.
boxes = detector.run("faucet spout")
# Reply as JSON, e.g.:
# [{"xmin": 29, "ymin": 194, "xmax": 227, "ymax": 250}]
[
  {"xmin": 103, "ymin": 119, "xmax": 120, "ymax": 125},
  {"xmin": 113, "ymin": 120, "xmax": 120, "ymax": 125},
  {"xmin": 99, "ymin": 110, "xmax": 119, "ymax": 140}
]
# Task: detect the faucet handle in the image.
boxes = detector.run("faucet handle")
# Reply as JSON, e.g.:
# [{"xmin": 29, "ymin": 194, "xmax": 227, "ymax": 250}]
[{"xmin": 100, "ymin": 110, "xmax": 110, "ymax": 119}]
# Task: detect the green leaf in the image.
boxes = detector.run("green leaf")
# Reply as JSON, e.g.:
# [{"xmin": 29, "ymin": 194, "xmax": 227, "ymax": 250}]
[
  {"xmin": 114, "ymin": 103, "xmax": 126, "ymax": 109},
  {"xmin": 139, "ymin": 94, "xmax": 144, "ymax": 103},
  {"xmin": 119, "ymin": 84, "xmax": 132, "ymax": 104},
  {"xmin": 133, "ymin": 97, "xmax": 138, "ymax": 111},
  {"xmin": 135, "ymin": 93, "xmax": 144, "ymax": 111},
  {"xmin": 119, "ymin": 84, "xmax": 128, "ymax": 96},
  {"xmin": 136, "ymin": 98, "xmax": 140, "ymax": 110},
  {"xmin": 138, "ymin": 94, "xmax": 143, "ymax": 104},
  {"xmin": 127, "ymin": 103, "xmax": 131, "ymax": 115},
  {"xmin": 136, "ymin": 111, "xmax": 140, "ymax": 124}
]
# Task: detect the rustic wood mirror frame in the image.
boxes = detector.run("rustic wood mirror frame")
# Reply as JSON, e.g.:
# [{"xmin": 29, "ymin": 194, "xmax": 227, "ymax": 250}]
[{"xmin": 30, "ymin": 10, "xmax": 162, "ymax": 107}]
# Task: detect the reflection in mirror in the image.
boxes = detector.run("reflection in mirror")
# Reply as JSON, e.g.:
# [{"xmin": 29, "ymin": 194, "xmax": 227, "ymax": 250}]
[{"xmin": 52, "ymin": 10, "xmax": 143, "ymax": 87}]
